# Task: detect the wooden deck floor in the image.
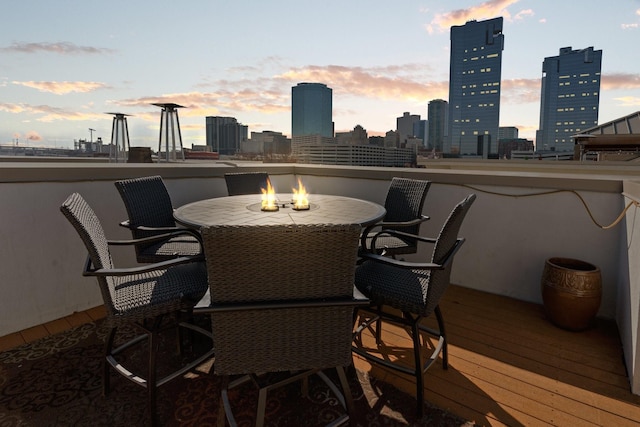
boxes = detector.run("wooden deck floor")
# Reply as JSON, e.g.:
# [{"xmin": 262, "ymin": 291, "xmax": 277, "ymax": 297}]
[
  {"xmin": 2, "ymin": 285, "xmax": 639, "ymax": 426},
  {"xmin": 353, "ymin": 285, "xmax": 640, "ymax": 426}
]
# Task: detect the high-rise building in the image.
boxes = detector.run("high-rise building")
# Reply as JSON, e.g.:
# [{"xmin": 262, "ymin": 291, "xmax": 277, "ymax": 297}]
[
  {"xmin": 535, "ymin": 46, "xmax": 602, "ymax": 152},
  {"xmin": 205, "ymin": 116, "xmax": 248, "ymax": 156},
  {"xmin": 446, "ymin": 17, "xmax": 504, "ymax": 157},
  {"xmin": 291, "ymin": 83, "xmax": 333, "ymax": 138},
  {"xmin": 428, "ymin": 99, "xmax": 448, "ymax": 152},
  {"xmin": 396, "ymin": 112, "xmax": 420, "ymax": 146}
]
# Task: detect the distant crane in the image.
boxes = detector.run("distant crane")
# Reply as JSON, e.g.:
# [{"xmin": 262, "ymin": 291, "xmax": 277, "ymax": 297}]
[{"xmin": 88, "ymin": 128, "xmax": 96, "ymax": 143}]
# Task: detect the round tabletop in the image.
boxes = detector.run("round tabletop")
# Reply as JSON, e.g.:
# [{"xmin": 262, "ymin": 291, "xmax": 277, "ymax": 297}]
[{"xmin": 174, "ymin": 194, "xmax": 386, "ymax": 228}]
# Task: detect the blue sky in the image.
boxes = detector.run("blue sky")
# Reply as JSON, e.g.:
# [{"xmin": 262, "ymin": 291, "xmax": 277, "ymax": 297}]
[{"xmin": 1, "ymin": 0, "xmax": 639, "ymax": 149}]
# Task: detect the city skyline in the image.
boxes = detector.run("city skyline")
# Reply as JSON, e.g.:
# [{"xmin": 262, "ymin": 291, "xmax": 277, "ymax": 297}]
[{"xmin": 1, "ymin": 0, "xmax": 639, "ymax": 150}]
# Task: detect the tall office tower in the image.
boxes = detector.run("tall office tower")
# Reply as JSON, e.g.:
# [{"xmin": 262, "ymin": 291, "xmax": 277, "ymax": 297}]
[
  {"xmin": 205, "ymin": 116, "xmax": 248, "ymax": 156},
  {"xmin": 291, "ymin": 83, "xmax": 333, "ymax": 138},
  {"xmin": 535, "ymin": 46, "xmax": 602, "ymax": 152},
  {"xmin": 428, "ymin": 99, "xmax": 448, "ymax": 152},
  {"xmin": 396, "ymin": 112, "xmax": 421, "ymax": 146},
  {"xmin": 447, "ymin": 17, "xmax": 504, "ymax": 157}
]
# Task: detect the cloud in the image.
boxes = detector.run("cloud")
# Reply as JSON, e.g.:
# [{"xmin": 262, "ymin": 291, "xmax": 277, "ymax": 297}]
[
  {"xmin": 12, "ymin": 81, "xmax": 110, "ymax": 94},
  {"xmin": 26, "ymin": 131, "xmax": 42, "ymax": 141},
  {"xmin": 514, "ymin": 9, "xmax": 534, "ymax": 20},
  {"xmin": 601, "ymin": 73, "xmax": 640, "ymax": 90},
  {"xmin": 277, "ymin": 64, "xmax": 448, "ymax": 101},
  {"xmin": 501, "ymin": 78, "xmax": 540, "ymax": 103},
  {"xmin": 621, "ymin": 23, "xmax": 638, "ymax": 29},
  {"xmin": 427, "ymin": 0, "xmax": 520, "ymax": 33},
  {"xmin": 0, "ymin": 41, "xmax": 115, "ymax": 55},
  {"xmin": 0, "ymin": 102, "xmax": 105, "ymax": 122},
  {"xmin": 613, "ymin": 96, "xmax": 640, "ymax": 107}
]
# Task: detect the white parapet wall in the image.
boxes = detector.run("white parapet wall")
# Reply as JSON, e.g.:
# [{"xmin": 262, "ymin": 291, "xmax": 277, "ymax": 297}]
[{"xmin": 2, "ymin": 159, "xmax": 640, "ymax": 393}]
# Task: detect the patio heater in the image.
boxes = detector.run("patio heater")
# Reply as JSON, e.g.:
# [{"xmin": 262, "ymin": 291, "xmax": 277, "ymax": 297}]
[
  {"xmin": 153, "ymin": 103, "xmax": 185, "ymax": 162},
  {"xmin": 107, "ymin": 113, "xmax": 131, "ymax": 163}
]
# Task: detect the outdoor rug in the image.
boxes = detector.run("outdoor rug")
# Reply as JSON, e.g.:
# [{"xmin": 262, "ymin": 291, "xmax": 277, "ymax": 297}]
[{"xmin": 0, "ymin": 319, "xmax": 476, "ymax": 426}]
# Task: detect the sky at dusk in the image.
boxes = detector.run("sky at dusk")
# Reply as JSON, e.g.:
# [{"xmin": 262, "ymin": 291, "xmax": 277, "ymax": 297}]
[{"xmin": 1, "ymin": 0, "xmax": 639, "ymax": 150}]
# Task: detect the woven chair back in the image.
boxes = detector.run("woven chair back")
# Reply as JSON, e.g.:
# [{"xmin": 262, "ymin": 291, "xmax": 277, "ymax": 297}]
[
  {"xmin": 426, "ymin": 194, "xmax": 476, "ymax": 314},
  {"xmin": 114, "ymin": 175, "xmax": 176, "ymax": 239},
  {"xmin": 60, "ymin": 193, "xmax": 116, "ymax": 310},
  {"xmin": 382, "ymin": 177, "xmax": 431, "ymax": 240},
  {"xmin": 224, "ymin": 172, "xmax": 270, "ymax": 196},
  {"xmin": 201, "ymin": 223, "xmax": 361, "ymax": 375}
]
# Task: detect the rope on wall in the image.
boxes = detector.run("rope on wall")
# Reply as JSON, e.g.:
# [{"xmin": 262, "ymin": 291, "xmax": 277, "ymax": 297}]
[{"xmin": 459, "ymin": 185, "xmax": 640, "ymax": 230}]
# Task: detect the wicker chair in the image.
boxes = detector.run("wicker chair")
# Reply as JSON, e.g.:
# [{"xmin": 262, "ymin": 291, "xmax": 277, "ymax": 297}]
[
  {"xmin": 114, "ymin": 175, "xmax": 202, "ymax": 263},
  {"xmin": 197, "ymin": 223, "xmax": 365, "ymax": 427},
  {"xmin": 60, "ymin": 193, "xmax": 214, "ymax": 425},
  {"xmin": 360, "ymin": 177, "xmax": 431, "ymax": 258},
  {"xmin": 224, "ymin": 171, "xmax": 270, "ymax": 196},
  {"xmin": 353, "ymin": 194, "xmax": 476, "ymax": 418}
]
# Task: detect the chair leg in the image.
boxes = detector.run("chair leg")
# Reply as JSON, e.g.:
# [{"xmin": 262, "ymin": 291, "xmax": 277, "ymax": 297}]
[
  {"xmin": 375, "ymin": 305, "xmax": 383, "ymax": 344},
  {"xmin": 434, "ymin": 305, "xmax": 448, "ymax": 369},
  {"xmin": 336, "ymin": 366, "xmax": 355, "ymax": 425},
  {"xmin": 103, "ymin": 327, "xmax": 117, "ymax": 397},
  {"xmin": 411, "ymin": 319, "xmax": 425, "ymax": 419},
  {"xmin": 147, "ymin": 317, "xmax": 163, "ymax": 425},
  {"xmin": 256, "ymin": 387, "xmax": 268, "ymax": 427}
]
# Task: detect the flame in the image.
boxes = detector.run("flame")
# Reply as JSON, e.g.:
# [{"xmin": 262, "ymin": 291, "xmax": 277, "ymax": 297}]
[
  {"xmin": 261, "ymin": 178, "xmax": 278, "ymax": 211},
  {"xmin": 292, "ymin": 178, "xmax": 309, "ymax": 209}
]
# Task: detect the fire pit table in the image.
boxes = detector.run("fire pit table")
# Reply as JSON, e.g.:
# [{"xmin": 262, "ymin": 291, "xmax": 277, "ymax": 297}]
[{"xmin": 173, "ymin": 194, "xmax": 386, "ymax": 228}]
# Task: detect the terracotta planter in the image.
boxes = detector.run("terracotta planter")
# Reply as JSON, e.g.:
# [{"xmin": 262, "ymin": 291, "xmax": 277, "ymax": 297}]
[{"xmin": 541, "ymin": 257, "xmax": 602, "ymax": 331}]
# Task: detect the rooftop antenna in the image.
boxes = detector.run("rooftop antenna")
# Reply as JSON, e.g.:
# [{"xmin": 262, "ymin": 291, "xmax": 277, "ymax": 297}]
[{"xmin": 153, "ymin": 103, "xmax": 185, "ymax": 162}]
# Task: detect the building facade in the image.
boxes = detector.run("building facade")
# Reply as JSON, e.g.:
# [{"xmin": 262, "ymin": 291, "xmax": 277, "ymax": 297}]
[
  {"xmin": 396, "ymin": 112, "xmax": 420, "ymax": 146},
  {"xmin": 446, "ymin": 17, "xmax": 504, "ymax": 157},
  {"xmin": 205, "ymin": 116, "xmax": 248, "ymax": 156},
  {"xmin": 535, "ymin": 46, "xmax": 602, "ymax": 153},
  {"xmin": 498, "ymin": 126, "xmax": 519, "ymax": 141},
  {"xmin": 291, "ymin": 83, "xmax": 333, "ymax": 138},
  {"xmin": 428, "ymin": 99, "xmax": 448, "ymax": 152},
  {"xmin": 295, "ymin": 144, "xmax": 415, "ymax": 167}
]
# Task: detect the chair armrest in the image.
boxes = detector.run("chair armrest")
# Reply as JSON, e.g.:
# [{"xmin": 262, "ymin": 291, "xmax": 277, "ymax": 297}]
[
  {"xmin": 107, "ymin": 228, "xmax": 203, "ymax": 248},
  {"xmin": 377, "ymin": 215, "xmax": 430, "ymax": 229},
  {"xmin": 83, "ymin": 253, "xmax": 204, "ymax": 277},
  {"xmin": 359, "ymin": 237, "xmax": 465, "ymax": 270},
  {"xmin": 119, "ymin": 219, "xmax": 192, "ymax": 234},
  {"xmin": 360, "ymin": 215, "xmax": 430, "ymax": 250}
]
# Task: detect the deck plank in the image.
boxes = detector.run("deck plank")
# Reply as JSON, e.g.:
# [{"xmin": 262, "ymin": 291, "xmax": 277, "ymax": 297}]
[{"xmin": 353, "ymin": 284, "xmax": 640, "ymax": 426}]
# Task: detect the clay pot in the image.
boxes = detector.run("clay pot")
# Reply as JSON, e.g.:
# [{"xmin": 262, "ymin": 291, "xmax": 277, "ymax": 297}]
[{"xmin": 541, "ymin": 257, "xmax": 602, "ymax": 331}]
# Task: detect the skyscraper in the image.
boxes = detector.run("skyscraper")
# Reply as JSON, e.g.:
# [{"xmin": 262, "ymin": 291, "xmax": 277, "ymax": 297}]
[
  {"xmin": 205, "ymin": 116, "xmax": 248, "ymax": 156},
  {"xmin": 396, "ymin": 112, "xmax": 421, "ymax": 146},
  {"xmin": 291, "ymin": 83, "xmax": 333, "ymax": 138},
  {"xmin": 446, "ymin": 17, "xmax": 504, "ymax": 157},
  {"xmin": 535, "ymin": 46, "xmax": 602, "ymax": 152},
  {"xmin": 427, "ymin": 99, "xmax": 448, "ymax": 152}
]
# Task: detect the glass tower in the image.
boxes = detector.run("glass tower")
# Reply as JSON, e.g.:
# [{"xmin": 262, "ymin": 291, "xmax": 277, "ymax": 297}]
[
  {"xmin": 427, "ymin": 99, "xmax": 448, "ymax": 152},
  {"xmin": 535, "ymin": 47, "xmax": 602, "ymax": 152},
  {"xmin": 291, "ymin": 83, "xmax": 333, "ymax": 138},
  {"xmin": 446, "ymin": 17, "xmax": 504, "ymax": 157}
]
